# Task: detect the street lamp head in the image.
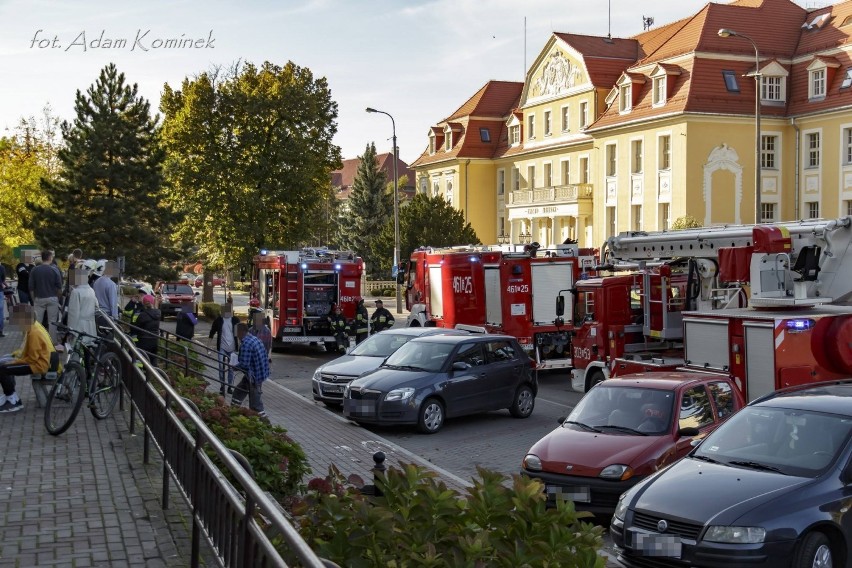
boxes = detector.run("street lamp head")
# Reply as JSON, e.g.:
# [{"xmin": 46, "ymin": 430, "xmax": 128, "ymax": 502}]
[
  {"xmin": 718, "ymin": 28, "xmax": 736, "ymax": 38},
  {"xmin": 365, "ymin": 107, "xmax": 377, "ymax": 113}
]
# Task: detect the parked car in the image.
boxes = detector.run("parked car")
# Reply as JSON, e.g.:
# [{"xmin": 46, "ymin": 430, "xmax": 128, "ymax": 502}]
[
  {"xmin": 611, "ymin": 380, "xmax": 852, "ymax": 568},
  {"xmin": 343, "ymin": 334, "xmax": 536, "ymax": 434},
  {"xmin": 312, "ymin": 327, "xmax": 468, "ymax": 407},
  {"xmin": 154, "ymin": 282, "xmax": 198, "ymax": 319},
  {"xmin": 522, "ymin": 373, "xmax": 743, "ymax": 518},
  {"xmin": 194, "ymin": 275, "xmax": 224, "ymax": 288}
]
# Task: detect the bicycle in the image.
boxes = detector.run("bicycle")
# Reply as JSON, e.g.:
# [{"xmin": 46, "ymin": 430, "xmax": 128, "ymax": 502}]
[{"xmin": 44, "ymin": 323, "xmax": 122, "ymax": 436}]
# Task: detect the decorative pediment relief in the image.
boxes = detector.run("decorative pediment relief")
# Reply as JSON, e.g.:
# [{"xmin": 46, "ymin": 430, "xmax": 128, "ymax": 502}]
[{"xmin": 530, "ymin": 50, "xmax": 584, "ymax": 98}]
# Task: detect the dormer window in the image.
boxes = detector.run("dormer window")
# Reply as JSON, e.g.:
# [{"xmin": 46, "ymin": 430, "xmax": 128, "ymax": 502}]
[
  {"xmin": 649, "ymin": 64, "xmax": 680, "ymax": 107},
  {"xmin": 619, "ymin": 84, "xmax": 632, "ymax": 112},
  {"xmin": 510, "ymin": 125, "xmax": 520, "ymax": 145},
  {"xmin": 429, "ymin": 127, "xmax": 444, "ymax": 155},
  {"xmin": 807, "ymin": 57, "xmax": 839, "ymax": 100},
  {"xmin": 444, "ymin": 126, "xmax": 452, "ymax": 151},
  {"xmin": 429, "ymin": 134, "xmax": 436, "ymax": 155},
  {"xmin": 652, "ymin": 77, "xmax": 665, "ymax": 106},
  {"xmin": 762, "ymin": 76, "xmax": 782, "ymax": 100},
  {"xmin": 811, "ymin": 68, "xmax": 826, "ymax": 98},
  {"xmin": 758, "ymin": 61, "xmax": 788, "ymax": 103}
]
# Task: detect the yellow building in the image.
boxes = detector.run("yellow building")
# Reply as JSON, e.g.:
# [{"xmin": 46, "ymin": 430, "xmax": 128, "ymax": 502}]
[{"xmin": 411, "ymin": 0, "xmax": 852, "ymax": 248}]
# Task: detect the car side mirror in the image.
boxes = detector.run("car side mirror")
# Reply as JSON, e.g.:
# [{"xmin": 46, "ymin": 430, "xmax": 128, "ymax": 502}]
[
  {"xmin": 452, "ymin": 361, "xmax": 471, "ymax": 371},
  {"xmin": 556, "ymin": 295, "xmax": 565, "ymax": 317},
  {"xmin": 678, "ymin": 426, "xmax": 700, "ymax": 437},
  {"xmin": 194, "ymin": 291, "xmax": 200, "ymax": 296}
]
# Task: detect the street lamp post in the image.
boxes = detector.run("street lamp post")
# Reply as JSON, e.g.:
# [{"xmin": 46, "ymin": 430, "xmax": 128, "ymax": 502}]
[
  {"xmin": 366, "ymin": 107, "xmax": 402, "ymax": 314},
  {"xmin": 718, "ymin": 28, "xmax": 762, "ymax": 224}
]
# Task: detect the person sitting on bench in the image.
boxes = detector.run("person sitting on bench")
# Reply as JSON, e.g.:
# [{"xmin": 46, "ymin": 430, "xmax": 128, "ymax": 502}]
[{"xmin": 0, "ymin": 303, "xmax": 55, "ymax": 413}]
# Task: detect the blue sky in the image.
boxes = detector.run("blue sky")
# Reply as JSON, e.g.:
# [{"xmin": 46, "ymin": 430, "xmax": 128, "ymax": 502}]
[{"xmin": 0, "ymin": 0, "xmax": 832, "ymax": 163}]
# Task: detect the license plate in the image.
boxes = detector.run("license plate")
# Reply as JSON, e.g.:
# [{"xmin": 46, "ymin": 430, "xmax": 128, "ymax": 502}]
[
  {"xmin": 630, "ymin": 530, "xmax": 682, "ymax": 558},
  {"xmin": 344, "ymin": 399, "xmax": 376, "ymax": 417},
  {"xmin": 546, "ymin": 485, "xmax": 590, "ymax": 503},
  {"xmin": 323, "ymin": 385, "xmax": 344, "ymax": 394},
  {"xmin": 283, "ymin": 327, "xmax": 301, "ymax": 333}
]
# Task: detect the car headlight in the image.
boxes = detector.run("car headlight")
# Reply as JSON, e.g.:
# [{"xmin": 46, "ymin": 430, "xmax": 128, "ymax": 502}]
[
  {"xmin": 523, "ymin": 454, "xmax": 542, "ymax": 471},
  {"xmin": 385, "ymin": 387, "xmax": 415, "ymax": 402},
  {"xmin": 599, "ymin": 464, "xmax": 634, "ymax": 481},
  {"xmin": 312, "ymin": 369, "xmax": 321, "ymax": 382},
  {"xmin": 613, "ymin": 495, "xmax": 629, "ymax": 521},
  {"xmin": 704, "ymin": 526, "xmax": 766, "ymax": 544}
]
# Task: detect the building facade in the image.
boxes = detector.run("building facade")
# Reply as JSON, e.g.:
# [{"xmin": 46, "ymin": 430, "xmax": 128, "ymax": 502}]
[{"xmin": 411, "ymin": 0, "xmax": 852, "ymax": 248}]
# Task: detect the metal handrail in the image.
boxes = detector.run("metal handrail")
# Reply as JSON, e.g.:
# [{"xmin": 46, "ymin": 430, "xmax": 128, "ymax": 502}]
[{"xmin": 101, "ymin": 317, "xmax": 332, "ymax": 567}]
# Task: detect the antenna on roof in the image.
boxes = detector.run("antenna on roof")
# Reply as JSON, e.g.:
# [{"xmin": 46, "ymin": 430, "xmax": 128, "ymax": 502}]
[
  {"xmin": 643, "ymin": 15, "xmax": 654, "ymax": 31},
  {"xmin": 608, "ymin": 0, "xmax": 612, "ymax": 40}
]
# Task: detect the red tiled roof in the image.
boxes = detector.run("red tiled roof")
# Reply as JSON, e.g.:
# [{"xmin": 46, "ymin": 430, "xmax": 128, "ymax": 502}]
[
  {"xmin": 331, "ymin": 152, "xmax": 415, "ymax": 200},
  {"xmin": 446, "ymin": 80, "xmax": 524, "ymax": 121}
]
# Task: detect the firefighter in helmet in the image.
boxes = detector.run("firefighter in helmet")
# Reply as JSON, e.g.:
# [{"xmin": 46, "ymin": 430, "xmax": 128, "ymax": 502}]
[
  {"xmin": 327, "ymin": 304, "xmax": 348, "ymax": 352},
  {"xmin": 354, "ymin": 298, "xmax": 369, "ymax": 344},
  {"xmin": 370, "ymin": 299, "xmax": 395, "ymax": 333}
]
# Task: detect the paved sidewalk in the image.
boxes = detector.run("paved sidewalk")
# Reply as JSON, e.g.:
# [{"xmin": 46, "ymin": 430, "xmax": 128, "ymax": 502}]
[{"xmin": 0, "ymin": 330, "xmax": 195, "ymax": 567}]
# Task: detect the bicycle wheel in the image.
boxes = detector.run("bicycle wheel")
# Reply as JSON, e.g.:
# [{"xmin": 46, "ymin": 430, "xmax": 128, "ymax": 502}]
[
  {"xmin": 90, "ymin": 351, "xmax": 122, "ymax": 419},
  {"xmin": 44, "ymin": 361, "xmax": 86, "ymax": 436}
]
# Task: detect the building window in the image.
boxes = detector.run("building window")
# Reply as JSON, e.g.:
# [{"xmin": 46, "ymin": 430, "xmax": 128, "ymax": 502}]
[
  {"xmin": 845, "ymin": 199, "xmax": 852, "ymax": 216},
  {"xmin": 527, "ymin": 114, "xmax": 536, "ymax": 139},
  {"xmin": 632, "ymin": 205, "xmax": 643, "ymax": 231},
  {"xmin": 429, "ymin": 134, "xmax": 436, "ymax": 154},
  {"xmin": 606, "ymin": 206, "xmax": 617, "ymax": 237},
  {"xmin": 580, "ymin": 157, "xmax": 589, "ymax": 183},
  {"xmin": 762, "ymin": 76, "xmax": 782, "ymax": 101},
  {"xmin": 580, "ymin": 101, "xmax": 588, "ymax": 129},
  {"xmin": 808, "ymin": 132, "xmax": 821, "ymax": 167},
  {"xmin": 445, "ymin": 131, "xmax": 452, "ymax": 151},
  {"xmin": 419, "ymin": 178, "xmax": 428, "ymax": 194},
  {"xmin": 561, "ymin": 159, "xmax": 570, "ymax": 184},
  {"xmin": 619, "ymin": 84, "xmax": 632, "ymax": 112},
  {"xmin": 631, "ymin": 139, "xmax": 643, "ymax": 174},
  {"xmin": 544, "ymin": 163, "xmax": 552, "ymax": 187},
  {"xmin": 561, "ymin": 106, "xmax": 570, "ymax": 132},
  {"xmin": 511, "ymin": 167, "xmax": 520, "ymax": 192},
  {"xmin": 807, "ymin": 201, "xmax": 820, "ymax": 219},
  {"xmin": 761, "ymin": 203, "xmax": 776, "ymax": 222},
  {"xmin": 510, "ymin": 125, "xmax": 520, "ymax": 145},
  {"xmin": 844, "ymin": 128, "xmax": 852, "ymax": 165},
  {"xmin": 497, "ymin": 170, "xmax": 505, "ymax": 196},
  {"xmin": 544, "ymin": 110, "xmax": 552, "ymax": 136},
  {"xmin": 810, "ymin": 68, "xmax": 826, "ymax": 99},
  {"xmin": 761, "ymin": 135, "xmax": 777, "ymax": 169},
  {"xmin": 653, "ymin": 76, "xmax": 666, "ymax": 106},
  {"xmin": 606, "ymin": 145, "xmax": 617, "ymax": 177},
  {"xmin": 659, "ymin": 203, "xmax": 670, "ymax": 231},
  {"xmin": 722, "ymin": 70, "xmax": 739, "ymax": 92},
  {"xmin": 480, "ymin": 128, "xmax": 491, "ymax": 143},
  {"xmin": 659, "ymin": 135, "xmax": 671, "ymax": 170},
  {"xmin": 527, "ymin": 165, "xmax": 535, "ymax": 189},
  {"xmin": 842, "ymin": 68, "xmax": 852, "ymax": 89}
]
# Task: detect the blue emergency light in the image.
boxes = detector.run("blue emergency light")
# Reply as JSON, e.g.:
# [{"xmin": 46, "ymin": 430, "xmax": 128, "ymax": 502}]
[
  {"xmin": 785, "ymin": 319, "xmax": 815, "ymax": 332},
  {"xmin": 301, "ymin": 263, "xmax": 307, "ymax": 270},
  {"xmin": 260, "ymin": 249, "xmax": 268, "ymax": 255},
  {"xmin": 335, "ymin": 264, "xmax": 341, "ymax": 270}
]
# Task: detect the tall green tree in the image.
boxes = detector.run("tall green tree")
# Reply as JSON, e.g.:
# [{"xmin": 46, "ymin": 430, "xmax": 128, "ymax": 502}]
[
  {"xmin": 160, "ymin": 61, "xmax": 342, "ymax": 271},
  {"xmin": 30, "ymin": 64, "xmax": 179, "ymax": 278},
  {"xmin": 373, "ymin": 193, "xmax": 480, "ymax": 276},
  {"xmin": 338, "ymin": 143, "xmax": 391, "ymax": 276}
]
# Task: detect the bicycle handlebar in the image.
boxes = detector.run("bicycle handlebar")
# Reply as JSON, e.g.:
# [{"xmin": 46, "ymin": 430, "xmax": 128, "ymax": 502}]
[{"xmin": 55, "ymin": 323, "xmax": 116, "ymax": 345}]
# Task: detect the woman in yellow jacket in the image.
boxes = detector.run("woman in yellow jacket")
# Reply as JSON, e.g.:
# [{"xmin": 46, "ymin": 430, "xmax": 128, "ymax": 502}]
[{"xmin": 0, "ymin": 303, "xmax": 54, "ymax": 413}]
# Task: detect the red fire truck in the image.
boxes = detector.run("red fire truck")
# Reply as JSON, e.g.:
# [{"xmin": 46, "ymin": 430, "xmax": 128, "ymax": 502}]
[
  {"xmin": 402, "ymin": 243, "xmax": 597, "ymax": 369},
  {"xmin": 569, "ymin": 216, "xmax": 852, "ymax": 401},
  {"xmin": 251, "ymin": 248, "xmax": 364, "ymax": 352}
]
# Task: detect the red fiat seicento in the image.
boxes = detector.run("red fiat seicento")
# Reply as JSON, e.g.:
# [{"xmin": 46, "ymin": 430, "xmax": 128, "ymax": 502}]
[{"xmin": 521, "ymin": 372, "xmax": 744, "ymax": 519}]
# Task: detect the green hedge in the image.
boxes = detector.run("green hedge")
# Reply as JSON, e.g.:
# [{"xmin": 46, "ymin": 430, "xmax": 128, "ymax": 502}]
[
  {"xmin": 370, "ymin": 288, "xmax": 395, "ymax": 297},
  {"xmin": 230, "ymin": 282, "xmax": 251, "ymax": 292},
  {"xmin": 200, "ymin": 302, "xmax": 221, "ymax": 320}
]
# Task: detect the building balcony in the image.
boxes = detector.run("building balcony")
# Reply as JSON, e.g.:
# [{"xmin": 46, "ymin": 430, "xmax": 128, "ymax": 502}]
[{"xmin": 508, "ymin": 183, "xmax": 593, "ymax": 205}]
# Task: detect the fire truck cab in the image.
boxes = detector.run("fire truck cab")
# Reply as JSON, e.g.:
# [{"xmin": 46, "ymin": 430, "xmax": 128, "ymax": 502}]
[{"xmin": 252, "ymin": 248, "xmax": 364, "ymax": 351}]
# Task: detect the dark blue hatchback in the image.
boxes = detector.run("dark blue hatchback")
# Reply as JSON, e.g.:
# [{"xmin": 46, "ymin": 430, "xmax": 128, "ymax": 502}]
[{"xmin": 612, "ymin": 381, "xmax": 852, "ymax": 568}]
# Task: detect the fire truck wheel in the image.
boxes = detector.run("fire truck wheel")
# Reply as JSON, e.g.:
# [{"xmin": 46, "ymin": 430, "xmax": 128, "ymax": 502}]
[
  {"xmin": 585, "ymin": 369, "xmax": 605, "ymax": 392},
  {"xmin": 509, "ymin": 384, "xmax": 535, "ymax": 418},
  {"xmin": 417, "ymin": 398, "xmax": 444, "ymax": 434}
]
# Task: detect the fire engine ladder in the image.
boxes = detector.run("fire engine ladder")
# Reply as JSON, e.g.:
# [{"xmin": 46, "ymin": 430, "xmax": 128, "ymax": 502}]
[
  {"xmin": 284, "ymin": 263, "xmax": 302, "ymax": 325},
  {"xmin": 642, "ymin": 272, "xmax": 683, "ymax": 340}
]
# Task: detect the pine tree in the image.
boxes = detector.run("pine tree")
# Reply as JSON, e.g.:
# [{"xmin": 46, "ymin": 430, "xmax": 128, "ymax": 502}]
[
  {"xmin": 338, "ymin": 143, "xmax": 391, "ymax": 276},
  {"xmin": 30, "ymin": 63, "xmax": 180, "ymax": 278}
]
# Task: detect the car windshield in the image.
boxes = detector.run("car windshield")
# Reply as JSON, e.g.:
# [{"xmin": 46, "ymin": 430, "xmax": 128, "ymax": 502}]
[
  {"xmin": 694, "ymin": 406, "xmax": 852, "ymax": 477},
  {"xmin": 383, "ymin": 340, "xmax": 456, "ymax": 372},
  {"xmin": 564, "ymin": 384, "xmax": 675, "ymax": 435},
  {"xmin": 349, "ymin": 333, "xmax": 413, "ymax": 358},
  {"xmin": 165, "ymin": 284, "xmax": 193, "ymax": 295}
]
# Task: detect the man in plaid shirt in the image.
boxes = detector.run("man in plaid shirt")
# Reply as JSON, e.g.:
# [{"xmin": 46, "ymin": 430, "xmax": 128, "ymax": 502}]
[{"xmin": 231, "ymin": 323, "xmax": 269, "ymax": 419}]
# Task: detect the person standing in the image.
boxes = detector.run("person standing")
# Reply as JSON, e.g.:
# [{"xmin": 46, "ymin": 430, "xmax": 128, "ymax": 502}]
[
  {"xmin": 0, "ymin": 262, "xmax": 6, "ymax": 338},
  {"xmin": 327, "ymin": 305, "xmax": 348, "ymax": 353},
  {"xmin": 66, "ymin": 267, "xmax": 98, "ymax": 343},
  {"xmin": 231, "ymin": 323, "xmax": 269, "ymax": 419},
  {"xmin": 248, "ymin": 309, "xmax": 272, "ymax": 361},
  {"xmin": 131, "ymin": 295, "xmax": 161, "ymax": 366},
  {"xmin": 91, "ymin": 260, "xmax": 118, "ymax": 320},
  {"xmin": 208, "ymin": 305, "xmax": 240, "ymax": 395},
  {"xmin": 370, "ymin": 299, "xmax": 395, "ymax": 333},
  {"xmin": 0, "ymin": 303, "xmax": 55, "ymax": 413},
  {"xmin": 29, "ymin": 250, "xmax": 63, "ymax": 343},
  {"xmin": 354, "ymin": 298, "xmax": 369, "ymax": 344},
  {"xmin": 15, "ymin": 254, "xmax": 33, "ymax": 305}
]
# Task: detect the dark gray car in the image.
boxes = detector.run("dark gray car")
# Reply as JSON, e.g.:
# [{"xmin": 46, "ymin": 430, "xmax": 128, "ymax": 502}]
[{"xmin": 342, "ymin": 334, "xmax": 537, "ymax": 434}]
